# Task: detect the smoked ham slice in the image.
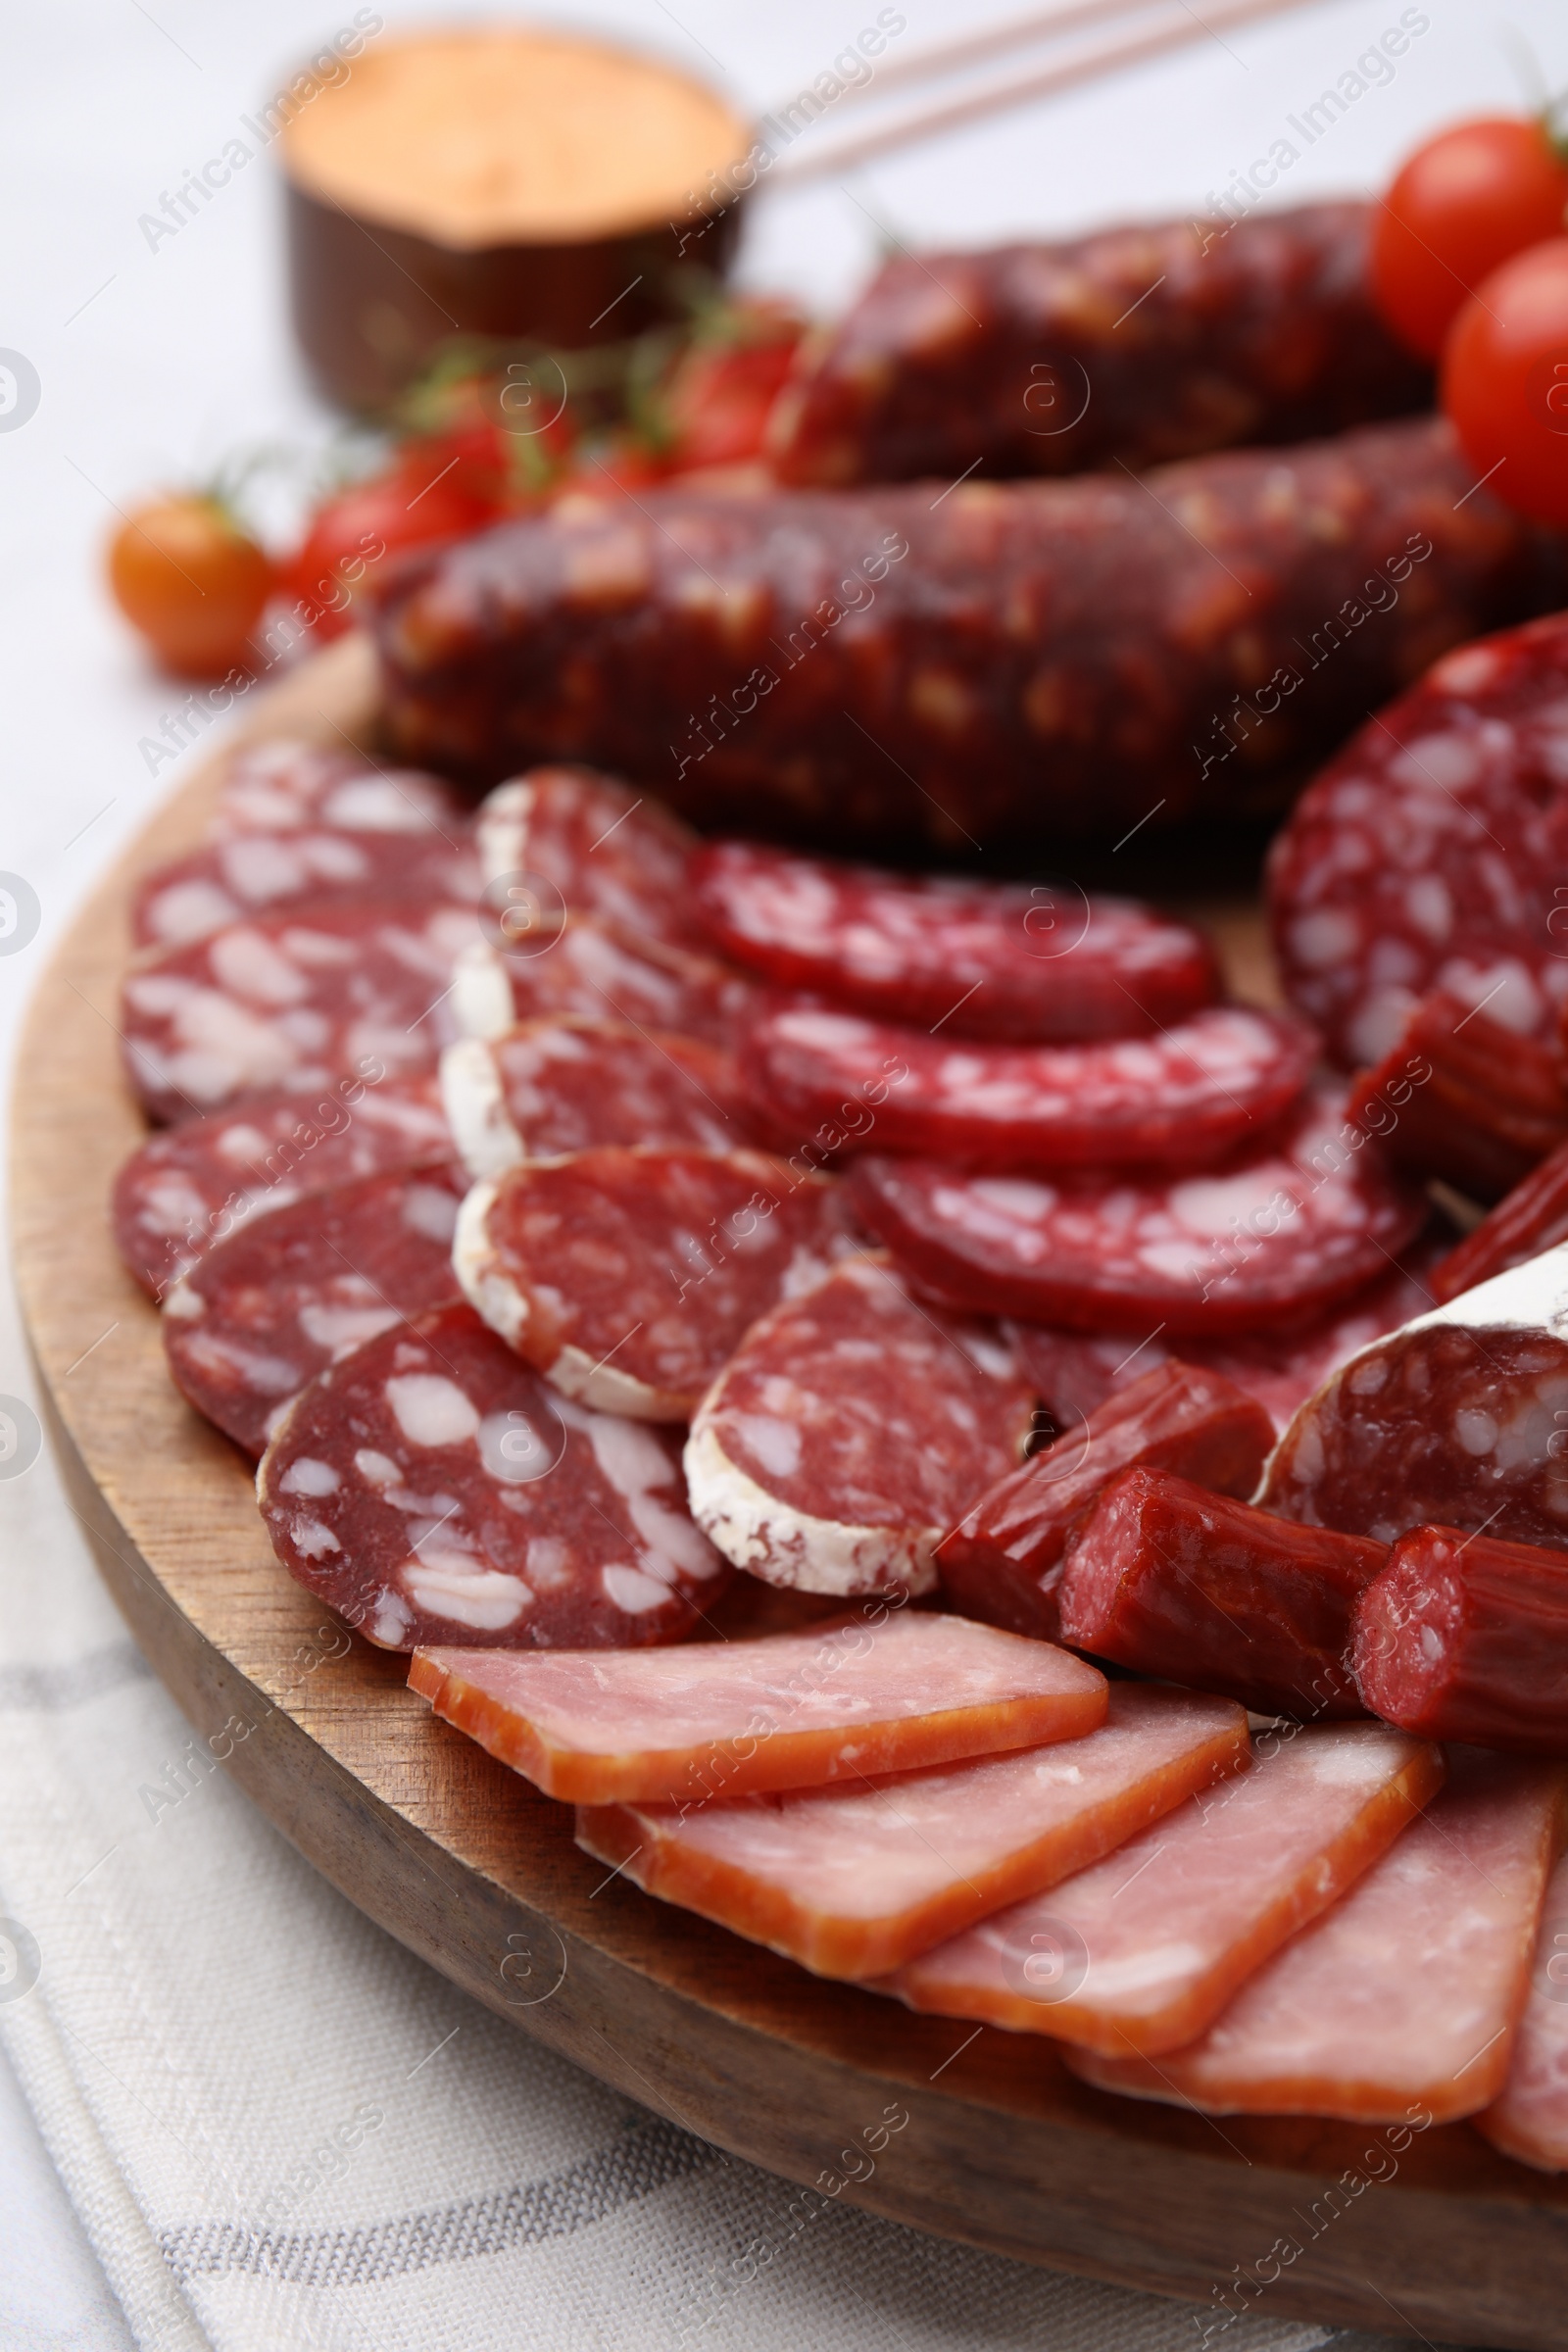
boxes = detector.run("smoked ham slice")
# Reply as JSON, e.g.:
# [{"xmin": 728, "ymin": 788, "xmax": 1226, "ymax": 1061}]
[
  {"xmin": 1475, "ymin": 1849, "xmax": 1568, "ymax": 2171},
  {"xmin": 409, "ymin": 1609, "xmax": 1107, "ymax": 1804},
  {"xmin": 891, "ymin": 1723, "xmax": 1443, "ymax": 2056},
  {"xmin": 1066, "ymin": 1750, "xmax": 1566, "ymax": 2122},
  {"xmin": 575, "ymin": 1684, "xmax": 1247, "ymax": 1980}
]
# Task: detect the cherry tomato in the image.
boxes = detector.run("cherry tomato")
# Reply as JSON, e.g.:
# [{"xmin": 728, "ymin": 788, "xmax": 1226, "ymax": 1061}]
[
  {"xmin": 286, "ymin": 455, "xmax": 498, "ymax": 640},
  {"xmin": 108, "ymin": 495, "xmax": 274, "ymax": 678},
  {"xmin": 1442, "ymin": 237, "xmax": 1568, "ymax": 526},
  {"xmin": 1372, "ymin": 116, "xmax": 1568, "ymax": 361},
  {"xmin": 662, "ymin": 305, "xmax": 806, "ymax": 470},
  {"xmin": 552, "ymin": 431, "xmax": 669, "ymax": 499}
]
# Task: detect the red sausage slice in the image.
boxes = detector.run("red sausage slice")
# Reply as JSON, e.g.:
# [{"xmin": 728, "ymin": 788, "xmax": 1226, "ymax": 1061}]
[
  {"xmin": 111, "ymin": 1072, "xmax": 454, "ymax": 1298},
  {"xmin": 1058, "ymin": 1467, "xmax": 1388, "ymax": 1718},
  {"xmin": 745, "ymin": 1001, "xmax": 1315, "ymax": 1173},
  {"xmin": 684, "ymin": 1254, "xmax": 1034, "ymax": 1597},
  {"xmin": 121, "ymin": 899, "xmax": 480, "ymax": 1124},
  {"xmin": 454, "ymin": 1148, "xmax": 859, "ymax": 1421},
  {"xmin": 1066, "ymin": 1751, "xmax": 1566, "ymax": 2123},
  {"xmin": 1352, "ymin": 1523, "xmax": 1568, "ymax": 1753},
  {"xmin": 409, "ymin": 1610, "xmax": 1109, "ymax": 1804},
  {"xmin": 476, "ymin": 765, "xmax": 694, "ymax": 948},
  {"xmin": 575, "ymin": 1684, "xmax": 1242, "ymax": 1982},
  {"xmin": 132, "ymin": 826, "xmax": 480, "ymax": 949},
  {"xmin": 163, "ymin": 1163, "xmax": 466, "ymax": 1456},
  {"xmin": 208, "ymin": 739, "xmax": 469, "ymax": 838},
  {"xmin": 438, "ymin": 1018, "xmax": 754, "ymax": 1182},
  {"xmin": 1268, "ymin": 612, "xmax": 1568, "ymax": 1067},
  {"xmin": 936, "ymin": 1361, "xmax": 1275, "ymax": 1643},
  {"xmin": 693, "ymin": 840, "xmax": 1220, "ymax": 1043},
  {"xmin": 849, "ymin": 1085, "xmax": 1427, "ymax": 1335},
  {"xmin": 453, "ymin": 919, "xmax": 760, "ymax": 1053},
  {"xmin": 258, "ymin": 1301, "xmax": 730, "ymax": 1649}
]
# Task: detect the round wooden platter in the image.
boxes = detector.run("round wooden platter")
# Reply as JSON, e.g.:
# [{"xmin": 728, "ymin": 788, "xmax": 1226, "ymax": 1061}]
[{"xmin": 14, "ymin": 635, "xmax": 1568, "ymax": 2351}]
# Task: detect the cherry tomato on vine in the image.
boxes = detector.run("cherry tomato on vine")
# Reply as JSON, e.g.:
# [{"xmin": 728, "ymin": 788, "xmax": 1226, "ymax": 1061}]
[
  {"xmin": 108, "ymin": 495, "xmax": 274, "ymax": 678},
  {"xmin": 286, "ymin": 455, "xmax": 498, "ymax": 640},
  {"xmin": 1443, "ymin": 237, "xmax": 1568, "ymax": 527},
  {"xmin": 662, "ymin": 306, "xmax": 807, "ymax": 469},
  {"xmin": 1372, "ymin": 116, "xmax": 1568, "ymax": 361}
]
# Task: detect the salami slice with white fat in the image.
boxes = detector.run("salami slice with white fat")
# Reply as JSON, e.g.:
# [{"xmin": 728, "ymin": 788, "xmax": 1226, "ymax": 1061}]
[
  {"xmin": 1268, "ymin": 612, "xmax": 1568, "ymax": 1066},
  {"xmin": 1258, "ymin": 1237, "xmax": 1568, "ymax": 1545},
  {"xmin": 208, "ymin": 739, "xmax": 468, "ymax": 839},
  {"xmin": 1066, "ymin": 1750, "xmax": 1565, "ymax": 2123},
  {"xmin": 454, "ymin": 1147, "xmax": 859, "ymax": 1420},
  {"xmin": 849, "ymin": 1085, "xmax": 1427, "ymax": 1336},
  {"xmin": 131, "ymin": 826, "xmax": 479, "ymax": 949},
  {"xmin": 684, "ymin": 1253, "xmax": 1035, "ymax": 1596},
  {"xmin": 452, "ymin": 919, "xmax": 759, "ymax": 1053},
  {"xmin": 477, "ymin": 766, "xmax": 694, "ymax": 946},
  {"xmin": 743, "ymin": 1002, "xmax": 1315, "ymax": 1172},
  {"xmin": 258, "ymin": 1300, "xmax": 730, "ymax": 1648},
  {"xmin": 163, "ymin": 1163, "xmax": 466, "ymax": 1456},
  {"xmin": 111, "ymin": 1072, "xmax": 454, "ymax": 1298},
  {"xmin": 121, "ymin": 898, "xmax": 480, "ymax": 1124},
  {"xmin": 694, "ymin": 840, "xmax": 1221, "ymax": 1043},
  {"xmin": 439, "ymin": 1018, "xmax": 753, "ymax": 1182},
  {"xmin": 409, "ymin": 1609, "xmax": 1109, "ymax": 1803}
]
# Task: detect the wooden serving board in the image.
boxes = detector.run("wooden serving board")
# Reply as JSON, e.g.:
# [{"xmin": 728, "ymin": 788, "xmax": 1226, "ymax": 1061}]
[{"xmin": 14, "ymin": 635, "xmax": 1568, "ymax": 2351}]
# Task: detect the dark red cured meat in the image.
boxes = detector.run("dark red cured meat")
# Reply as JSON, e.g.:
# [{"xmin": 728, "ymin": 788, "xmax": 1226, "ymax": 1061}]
[
  {"xmin": 371, "ymin": 419, "xmax": 1555, "ymax": 847},
  {"xmin": 936, "ymin": 1361, "xmax": 1275, "ymax": 1643},
  {"xmin": 1352, "ymin": 1524, "xmax": 1568, "ymax": 1755},
  {"xmin": 768, "ymin": 203, "xmax": 1429, "ymax": 488},
  {"xmin": 258, "ymin": 1301, "xmax": 730, "ymax": 1648},
  {"xmin": 207, "ymin": 739, "xmax": 469, "ymax": 840},
  {"xmin": 692, "ymin": 840, "xmax": 1219, "ymax": 1044},
  {"xmin": 453, "ymin": 1148, "xmax": 860, "ymax": 1421},
  {"xmin": 685, "ymin": 1254, "xmax": 1036, "ymax": 1598},
  {"xmin": 1004, "ymin": 1228, "xmax": 1449, "ymax": 1436},
  {"xmin": 476, "ymin": 766, "xmax": 694, "ymax": 948},
  {"xmin": 163, "ymin": 1164, "xmax": 466, "ymax": 1457},
  {"xmin": 1268, "ymin": 612, "xmax": 1568, "ymax": 1068},
  {"xmin": 131, "ymin": 826, "xmax": 480, "ymax": 949},
  {"xmin": 111, "ymin": 1071, "xmax": 455, "ymax": 1298},
  {"xmin": 743, "ymin": 1002, "xmax": 1315, "ymax": 1174},
  {"xmin": 1345, "ymin": 992, "xmax": 1568, "ymax": 1203},
  {"xmin": 1258, "ymin": 1254, "xmax": 1568, "ymax": 1547},
  {"xmin": 439, "ymin": 1017, "xmax": 756, "ymax": 1181},
  {"xmin": 1434, "ymin": 1139, "xmax": 1568, "ymax": 1303},
  {"xmin": 1058, "ymin": 1467, "xmax": 1387, "ymax": 1718},
  {"xmin": 453, "ymin": 919, "xmax": 760, "ymax": 1054},
  {"xmin": 848, "ymin": 1086, "xmax": 1427, "ymax": 1336},
  {"xmin": 120, "ymin": 899, "xmax": 480, "ymax": 1124}
]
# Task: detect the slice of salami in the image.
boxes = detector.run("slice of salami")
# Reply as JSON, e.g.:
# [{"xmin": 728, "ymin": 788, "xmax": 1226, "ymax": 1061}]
[
  {"xmin": 121, "ymin": 898, "xmax": 480, "ymax": 1124},
  {"xmin": 684, "ymin": 1253, "xmax": 1035, "ymax": 1597},
  {"xmin": 692, "ymin": 841, "xmax": 1221, "ymax": 1044},
  {"xmin": 453, "ymin": 920, "xmax": 759, "ymax": 1054},
  {"xmin": 743, "ymin": 1002, "xmax": 1315, "ymax": 1173},
  {"xmin": 1352, "ymin": 1523, "xmax": 1568, "ymax": 1755},
  {"xmin": 209, "ymin": 739, "xmax": 469, "ymax": 839},
  {"xmin": 1259, "ymin": 1240, "xmax": 1568, "ymax": 1545},
  {"xmin": 1268, "ymin": 611, "xmax": 1568, "ymax": 1068},
  {"xmin": 935, "ymin": 1361, "xmax": 1276, "ymax": 1643},
  {"xmin": 439, "ymin": 1019, "xmax": 754, "ymax": 1182},
  {"xmin": 477, "ymin": 766, "xmax": 694, "ymax": 947},
  {"xmin": 258, "ymin": 1300, "xmax": 730, "ymax": 1648},
  {"xmin": 163, "ymin": 1163, "xmax": 466, "ymax": 1456},
  {"xmin": 455, "ymin": 1147, "xmax": 858, "ymax": 1420},
  {"xmin": 1004, "ymin": 1227, "xmax": 1451, "ymax": 1434},
  {"xmin": 132, "ymin": 826, "xmax": 480, "ymax": 949},
  {"xmin": 849, "ymin": 1085, "xmax": 1427, "ymax": 1336},
  {"xmin": 1433, "ymin": 1137, "xmax": 1568, "ymax": 1303},
  {"xmin": 1345, "ymin": 990, "xmax": 1568, "ymax": 1203},
  {"xmin": 112, "ymin": 1071, "xmax": 454, "ymax": 1298}
]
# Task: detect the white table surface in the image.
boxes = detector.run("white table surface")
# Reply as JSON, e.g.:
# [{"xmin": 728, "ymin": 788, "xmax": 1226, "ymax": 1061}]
[{"xmin": 1, "ymin": 0, "xmax": 1562, "ymax": 2339}]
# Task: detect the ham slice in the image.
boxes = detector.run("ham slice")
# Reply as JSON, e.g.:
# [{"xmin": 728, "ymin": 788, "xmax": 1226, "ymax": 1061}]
[
  {"xmin": 891, "ymin": 1722, "xmax": 1443, "ymax": 2056},
  {"xmin": 1475, "ymin": 1849, "xmax": 1568, "ymax": 2172},
  {"xmin": 574, "ymin": 1684, "xmax": 1247, "ymax": 1980},
  {"xmin": 1066, "ymin": 1750, "xmax": 1566, "ymax": 2122},
  {"xmin": 409, "ymin": 1609, "xmax": 1107, "ymax": 1804}
]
